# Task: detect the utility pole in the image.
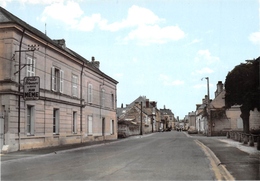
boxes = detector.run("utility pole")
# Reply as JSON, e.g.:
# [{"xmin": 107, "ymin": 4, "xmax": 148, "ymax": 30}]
[
  {"xmin": 140, "ymin": 101, "xmax": 143, "ymax": 135},
  {"xmin": 205, "ymin": 77, "xmax": 211, "ymax": 136},
  {"xmin": 15, "ymin": 44, "xmax": 39, "ymax": 150}
]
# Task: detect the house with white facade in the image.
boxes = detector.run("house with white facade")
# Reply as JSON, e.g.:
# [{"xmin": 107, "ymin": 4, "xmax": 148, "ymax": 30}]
[{"xmin": 0, "ymin": 7, "xmax": 118, "ymax": 152}]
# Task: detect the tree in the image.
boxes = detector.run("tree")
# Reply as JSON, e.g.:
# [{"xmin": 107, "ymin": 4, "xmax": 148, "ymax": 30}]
[{"xmin": 225, "ymin": 57, "xmax": 260, "ymax": 133}]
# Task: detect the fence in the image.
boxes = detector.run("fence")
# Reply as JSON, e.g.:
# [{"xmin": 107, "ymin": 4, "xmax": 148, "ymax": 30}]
[{"xmin": 226, "ymin": 131, "xmax": 260, "ymax": 150}]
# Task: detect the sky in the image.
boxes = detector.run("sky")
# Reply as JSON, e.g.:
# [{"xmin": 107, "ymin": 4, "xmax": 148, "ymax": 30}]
[{"xmin": 1, "ymin": 0, "xmax": 260, "ymax": 119}]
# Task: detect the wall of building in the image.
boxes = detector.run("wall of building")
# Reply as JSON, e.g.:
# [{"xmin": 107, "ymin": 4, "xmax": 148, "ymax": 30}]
[
  {"xmin": 249, "ymin": 108, "xmax": 260, "ymax": 132},
  {"xmin": 0, "ymin": 22, "xmax": 117, "ymax": 152}
]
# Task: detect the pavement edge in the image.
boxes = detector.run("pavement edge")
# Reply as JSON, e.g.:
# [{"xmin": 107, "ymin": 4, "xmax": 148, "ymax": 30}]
[{"xmin": 195, "ymin": 139, "xmax": 235, "ymax": 181}]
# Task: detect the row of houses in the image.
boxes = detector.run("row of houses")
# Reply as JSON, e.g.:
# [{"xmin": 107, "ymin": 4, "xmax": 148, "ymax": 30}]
[
  {"xmin": 116, "ymin": 96, "xmax": 176, "ymax": 137},
  {"xmin": 0, "ymin": 7, "xmax": 118, "ymax": 152},
  {"xmin": 185, "ymin": 81, "xmax": 260, "ymax": 136}
]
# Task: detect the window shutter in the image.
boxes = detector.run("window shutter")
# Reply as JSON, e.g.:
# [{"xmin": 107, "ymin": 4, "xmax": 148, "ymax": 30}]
[
  {"xmin": 72, "ymin": 75, "xmax": 78, "ymax": 97},
  {"xmin": 75, "ymin": 113, "xmax": 77, "ymax": 133},
  {"xmin": 51, "ymin": 67, "xmax": 55, "ymax": 91},
  {"xmin": 60, "ymin": 70, "xmax": 64, "ymax": 93},
  {"xmin": 55, "ymin": 110, "xmax": 59, "ymax": 134},
  {"xmin": 31, "ymin": 58, "xmax": 35, "ymax": 76},
  {"xmin": 31, "ymin": 106, "xmax": 35, "ymax": 135},
  {"xmin": 26, "ymin": 57, "xmax": 30, "ymax": 77},
  {"xmin": 88, "ymin": 84, "xmax": 92, "ymax": 103},
  {"xmin": 88, "ymin": 116, "xmax": 93, "ymax": 135}
]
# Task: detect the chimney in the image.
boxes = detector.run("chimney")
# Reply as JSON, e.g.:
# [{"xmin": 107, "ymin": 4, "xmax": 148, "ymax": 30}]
[
  {"xmin": 151, "ymin": 101, "xmax": 157, "ymax": 108},
  {"xmin": 216, "ymin": 81, "xmax": 223, "ymax": 96},
  {"xmin": 53, "ymin": 39, "xmax": 66, "ymax": 48},
  {"xmin": 164, "ymin": 105, "xmax": 166, "ymax": 109},
  {"xmin": 121, "ymin": 103, "xmax": 123, "ymax": 108},
  {"xmin": 146, "ymin": 99, "xmax": 149, "ymax": 108},
  {"xmin": 91, "ymin": 56, "xmax": 100, "ymax": 69}
]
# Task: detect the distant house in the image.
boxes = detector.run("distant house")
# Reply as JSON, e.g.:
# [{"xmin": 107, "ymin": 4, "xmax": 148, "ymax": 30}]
[
  {"xmin": 0, "ymin": 7, "xmax": 118, "ymax": 152},
  {"xmin": 195, "ymin": 96, "xmax": 208, "ymax": 134},
  {"xmin": 160, "ymin": 106, "xmax": 175, "ymax": 131},
  {"xmin": 209, "ymin": 81, "xmax": 245, "ymax": 136},
  {"xmin": 187, "ymin": 111, "xmax": 196, "ymax": 128},
  {"xmin": 209, "ymin": 81, "xmax": 232, "ymax": 136},
  {"xmin": 117, "ymin": 96, "xmax": 160, "ymax": 137}
]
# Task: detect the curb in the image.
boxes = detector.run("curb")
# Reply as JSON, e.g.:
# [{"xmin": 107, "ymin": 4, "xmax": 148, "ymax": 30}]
[{"xmin": 195, "ymin": 139, "xmax": 235, "ymax": 181}]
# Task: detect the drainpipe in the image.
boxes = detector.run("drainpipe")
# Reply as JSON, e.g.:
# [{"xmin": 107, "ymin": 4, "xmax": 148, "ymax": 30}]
[
  {"xmin": 80, "ymin": 61, "xmax": 85, "ymax": 143},
  {"xmin": 18, "ymin": 28, "xmax": 26, "ymax": 151}
]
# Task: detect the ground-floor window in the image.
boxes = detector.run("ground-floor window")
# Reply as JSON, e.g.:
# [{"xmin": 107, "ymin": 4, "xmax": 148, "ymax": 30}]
[
  {"xmin": 27, "ymin": 105, "xmax": 34, "ymax": 135},
  {"xmin": 72, "ymin": 111, "xmax": 77, "ymax": 133},
  {"xmin": 53, "ymin": 108, "xmax": 59, "ymax": 134},
  {"xmin": 88, "ymin": 115, "xmax": 93, "ymax": 135},
  {"xmin": 110, "ymin": 120, "xmax": 114, "ymax": 135}
]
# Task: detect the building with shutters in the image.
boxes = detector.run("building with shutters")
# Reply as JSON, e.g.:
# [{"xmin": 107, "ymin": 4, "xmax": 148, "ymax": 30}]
[{"xmin": 0, "ymin": 7, "xmax": 118, "ymax": 152}]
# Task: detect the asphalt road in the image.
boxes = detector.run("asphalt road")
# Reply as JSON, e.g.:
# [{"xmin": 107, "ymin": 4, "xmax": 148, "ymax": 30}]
[{"xmin": 2, "ymin": 132, "xmax": 216, "ymax": 180}]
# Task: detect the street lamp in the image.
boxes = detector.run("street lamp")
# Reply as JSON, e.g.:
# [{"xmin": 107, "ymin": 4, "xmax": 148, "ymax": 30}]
[
  {"xmin": 140, "ymin": 101, "xmax": 143, "ymax": 135},
  {"xmin": 202, "ymin": 77, "xmax": 211, "ymax": 136}
]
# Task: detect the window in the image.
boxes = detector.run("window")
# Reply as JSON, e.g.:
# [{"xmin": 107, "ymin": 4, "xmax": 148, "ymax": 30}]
[
  {"xmin": 27, "ymin": 105, "xmax": 34, "ymax": 135},
  {"xmin": 72, "ymin": 111, "xmax": 77, "ymax": 133},
  {"xmin": 51, "ymin": 67, "xmax": 64, "ymax": 93},
  {"xmin": 101, "ymin": 88, "xmax": 105, "ymax": 107},
  {"xmin": 111, "ymin": 93, "xmax": 114, "ymax": 109},
  {"xmin": 88, "ymin": 115, "xmax": 93, "ymax": 135},
  {"xmin": 26, "ymin": 56, "xmax": 35, "ymax": 77},
  {"xmin": 53, "ymin": 109, "xmax": 59, "ymax": 134},
  {"xmin": 88, "ymin": 84, "xmax": 93, "ymax": 103},
  {"xmin": 110, "ymin": 120, "xmax": 114, "ymax": 135},
  {"xmin": 72, "ymin": 75, "xmax": 78, "ymax": 97}
]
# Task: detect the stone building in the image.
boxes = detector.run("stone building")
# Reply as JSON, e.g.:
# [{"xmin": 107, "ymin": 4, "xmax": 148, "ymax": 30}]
[{"xmin": 0, "ymin": 7, "xmax": 118, "ymax": 152}]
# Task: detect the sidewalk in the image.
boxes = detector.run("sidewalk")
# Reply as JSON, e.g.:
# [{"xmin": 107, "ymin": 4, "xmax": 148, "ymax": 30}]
[
  {"xmin": 0, "ymin": 134, "xmax": 152, "ymax": 163},
  {"xmin": 1, "ymin": 139, "xmax": 119, "ymax": 163},
  {"xmin": 191, "ymin": 134, "xmax": 260, "ymax": 180}
]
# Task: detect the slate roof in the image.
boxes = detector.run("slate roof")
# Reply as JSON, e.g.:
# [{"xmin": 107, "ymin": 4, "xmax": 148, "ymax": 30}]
[{"xmin": 0, "ymin": 7, "xmax": 118, "ymax": 84}]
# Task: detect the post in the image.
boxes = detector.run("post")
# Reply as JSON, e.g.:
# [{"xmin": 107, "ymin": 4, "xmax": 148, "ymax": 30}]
[
  {"xmin": 205, "ymin": 77, "xmax": 211, "ymax": 136},
  {"xmin": 140, "ymin": 102, "xmax": 143, "ymax": 135}
]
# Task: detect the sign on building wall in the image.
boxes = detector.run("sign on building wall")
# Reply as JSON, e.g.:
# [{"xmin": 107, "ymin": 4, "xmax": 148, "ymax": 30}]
[{"xmin": 23, "ymin": 76, "xmax": 40, "ymax": 100}]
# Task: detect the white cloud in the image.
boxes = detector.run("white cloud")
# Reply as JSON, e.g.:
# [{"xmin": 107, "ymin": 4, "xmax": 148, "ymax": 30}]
[
  {"xmin": 76, "ymin": 14, "xmax": 101, "ymax": 31},
  {"xmin": 113, "ymin": 73, "xmax": 123, "ymax": 79},
  {"xmin": 194, "ymin": 49, "xmax": 220, "ymax": 64},
  {"xmin": 249, "ymin": 31, "xmax": 260, "ymax": 45},
  {"xmin": 39, "ymin": 3, "xmax": 185, "ymax": 44},
  {"xmin": 3, "ymin": 0, "xmax": 70, "ymax": 5},
  {"xmin": 186, "ymin": 39, "xmax": 202, "ymax": 46},
  {"xmin": 99, "ymin": 5, "xmax": 162, "ymax": 32},
  {"xmin": 0, "ymin": 0, "xmax": 13, "ymax": 7},
  {"xmin": 193, "ymin": 83, "xmax": 213, "ymax": 89},
  {"xmin": 159, "ymin": 74, "xmax": 184, "ymax": 86},
  {"xmin": 193, "ymin": 67, "xmax": 214, "ymax": 75},
  {"xmin": 193, "ymin": 84, "xmax": 206, "ymax": 89},
  {"xmin": 41, "ymin": 1, "xmax": 83, "ymax": 27},
  {"xmin": 123, "ymin": 24, "xmax": 185, "ymax": 45}
]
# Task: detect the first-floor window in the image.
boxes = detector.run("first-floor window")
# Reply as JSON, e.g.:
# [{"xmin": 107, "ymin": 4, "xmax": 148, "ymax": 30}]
[
  {"xmin": 26, "ymin": 56, "xmax": 36, "ymax": 77},
  {"xmin": 72, "ymin": 75, "xmax": 78, "ymax": 97},
  {"xmin": 111, "ymin": 93, "xmax": 114, "ymax": 109},
  {"xmin": 110, "ymin": 120, "xmax": 114, "ymax": 135},
  {"xmin": 88, "ymin": 84, "xmax": 93, "ymax": 103},
  {"xmin": 73, "ymin": 111, "xmax": 77, "ymax": 133},
  {"xmin": 27, "ymin": 105, "xmax": 34, "ymax": 135},
  {"xmin": 51, "ymin": 67, "xmax": 64, "ymax": 93},
  {"xmin": 88, "ymin": 115, "xmax": 93, "ymax": 135},
  {"xmin": 53, "ymin": 109, "xmax": 59, "ymax": 134}
]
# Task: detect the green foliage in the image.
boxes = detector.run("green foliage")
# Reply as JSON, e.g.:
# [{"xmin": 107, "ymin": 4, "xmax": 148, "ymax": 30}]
[
  {"xmin": 225, "ymin": 57, "xmax": 260, "ymax": 111},
  {"xmin": 225, "ymin": 56, "xmax": 259, "ymax": 133}
]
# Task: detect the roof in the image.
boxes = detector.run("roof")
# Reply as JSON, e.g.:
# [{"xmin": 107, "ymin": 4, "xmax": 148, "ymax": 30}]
[{"xmin": 0, "ymin": 7, "xmax": 118, "ymax": 84}]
